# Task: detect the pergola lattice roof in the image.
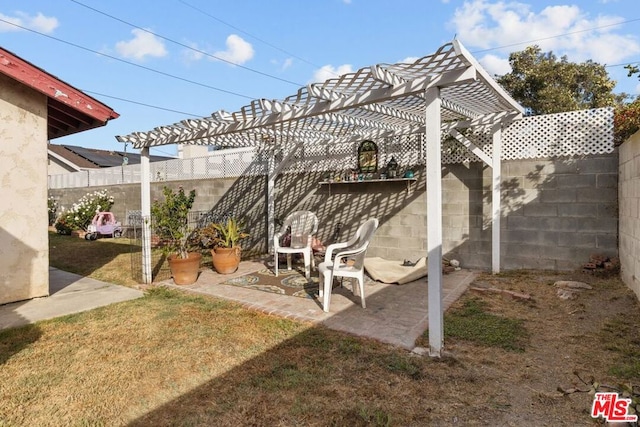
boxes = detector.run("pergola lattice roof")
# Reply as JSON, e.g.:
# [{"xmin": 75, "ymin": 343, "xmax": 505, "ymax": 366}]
[
  {"xmin": 116, "ymin": 40, "xmax": 524, "ymax": 149},
  {"xmin": 124, "ymin": 40, "xmax": 526, "ymax": 357}
]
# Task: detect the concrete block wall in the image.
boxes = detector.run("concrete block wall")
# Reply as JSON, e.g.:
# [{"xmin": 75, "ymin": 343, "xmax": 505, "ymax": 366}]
[
  {"xmin": 49, "ymin": 152, "xmax": 619, "ymax": 275},
  {"xmin": 442, "ymin": 154, "xmax": 618, "ymax": 270},
  {"xmin": 619, "ymin": 131, "xmax": 640, "ymax": 300},
  {"xmin": 49, "ymin": 174, "xmax": 269, "ymax": 256}
]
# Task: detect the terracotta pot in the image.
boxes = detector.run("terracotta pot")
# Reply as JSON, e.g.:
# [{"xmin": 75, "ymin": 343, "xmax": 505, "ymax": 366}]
[
  {"xmin": 168, "ymin": 252, "xmax": 202, "ymax": 285},
  {"xmin": 212, "ymin": 247, "xmax": 241, "ymax": 274}
]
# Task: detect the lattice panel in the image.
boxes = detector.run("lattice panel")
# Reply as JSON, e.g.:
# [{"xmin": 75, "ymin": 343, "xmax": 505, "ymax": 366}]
[
  {"xmin": 49, "ymin": 109, "xmax": 614, "ymax": 189},
  {"xmin": 502, "ymin": 108, "xmax": 614, "ymax": 160},
  {"xmin": 440, "ymin": 131, "xmax": 493, "ymax": 164}
]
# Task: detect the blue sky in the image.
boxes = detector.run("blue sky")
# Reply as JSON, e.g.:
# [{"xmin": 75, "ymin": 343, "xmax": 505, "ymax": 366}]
[{"xmin": 2, "ymin": 0, "xmax": 639, "ymax": 157}]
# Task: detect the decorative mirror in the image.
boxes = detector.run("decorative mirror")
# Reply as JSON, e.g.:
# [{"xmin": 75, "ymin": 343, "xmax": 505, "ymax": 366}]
[{"xmin": 357, "ymin": 140, "xmax": 378, "ymax": 173}]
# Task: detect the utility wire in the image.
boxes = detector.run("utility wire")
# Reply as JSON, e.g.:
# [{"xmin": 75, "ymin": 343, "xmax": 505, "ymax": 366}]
[
  {"xmin": 81, "ymin": 90, "xmax": 202, "ymax": 117},
  {"xmin": 69, "ymin": 0, "xmax": 304, "ymax": 87},
  {"xmin": 470, "ymin": 16, "xmax": 640, "ymax": 58},
  {"xmin": 0, "ymin": 18, "xmax": 256, "ymax": 101},
  {"xmin": 177, "ymin": 0, "xmax": 328, "ymax": 72}
]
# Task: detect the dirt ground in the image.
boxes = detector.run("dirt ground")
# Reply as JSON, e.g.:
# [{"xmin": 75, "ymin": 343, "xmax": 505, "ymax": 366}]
[{"xmin": 412, "ymin": 269, "xmax": 640, "ymax": 426}]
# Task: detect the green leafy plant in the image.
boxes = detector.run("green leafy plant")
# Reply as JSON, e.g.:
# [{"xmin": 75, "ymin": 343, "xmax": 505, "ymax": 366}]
[
  {"xmin": 54, "ymin": 190, "xmax": 114, "ymax": 232},
  {"xmin": 151, "ymin": 186, "xmax": 196, "ymax": 259},
  {"xmin": 48, "ymin": 197, "xmax": 59, "ymax": 226},
  {"xmin": 207, "ymin": 217, "xmax": 249, "ymax": 249}
]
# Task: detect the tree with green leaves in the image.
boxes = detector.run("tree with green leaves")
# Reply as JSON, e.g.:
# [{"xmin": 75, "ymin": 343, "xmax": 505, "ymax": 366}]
[
  {"xmin": 496, "ymin": 45, "xmax": 617, "ymax": 115},
  {"xmin": 497, "ymin": 45, "xmax": 640, "ymax": 144}
]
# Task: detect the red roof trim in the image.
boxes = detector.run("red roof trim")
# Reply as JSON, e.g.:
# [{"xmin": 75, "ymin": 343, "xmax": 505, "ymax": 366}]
[{"xmin": 0, "ymin": 47, "xmax": 119, "ymax": 123}]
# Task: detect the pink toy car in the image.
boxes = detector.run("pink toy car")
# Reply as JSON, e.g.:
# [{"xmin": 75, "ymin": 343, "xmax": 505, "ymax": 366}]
[{"xmin": 85, "ymin": 212, "xmax": 123, "ymax": 240}]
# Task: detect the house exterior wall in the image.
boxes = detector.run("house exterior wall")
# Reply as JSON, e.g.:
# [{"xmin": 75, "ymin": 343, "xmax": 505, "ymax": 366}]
[
  {"xmin": 619, "ymin": 130, "xmax": 640, "ymax": 299},
  {"xmin": 50, "ymin": 152, "xmax": 619, "ymax": 276},
  {"xmin": 48, "ymin": 156, "xmax": 78, "ymax": 175},
  {"xmin": 0, "ymin": 73, "xmax": 49, "ymax": 304}
]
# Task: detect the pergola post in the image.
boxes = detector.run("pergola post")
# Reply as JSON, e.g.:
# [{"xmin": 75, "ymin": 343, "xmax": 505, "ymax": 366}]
[
  {"xmin": 425, "ymin": 87, "xmax": 444, "ymax": 357},
  {"xmin": 140, "ymin": 147, "xmax": 152, "ymax": 284},
  {"xmin": 491, "ymin": 124, "xmax": 502, "ymax": 273},
  {"xmin": 267, "ymin": 146, "xmax": 276, "ymax": 254}
]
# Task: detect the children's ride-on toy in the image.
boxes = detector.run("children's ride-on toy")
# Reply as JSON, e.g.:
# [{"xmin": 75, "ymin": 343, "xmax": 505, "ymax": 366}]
[{"xmin": 85, "ymin": 212, "xmax": 123, "ymax": 240}]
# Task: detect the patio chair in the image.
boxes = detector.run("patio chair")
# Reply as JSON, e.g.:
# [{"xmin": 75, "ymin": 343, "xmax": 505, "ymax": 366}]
[
  {"xmin": 273, "ymin": 210, "xmax": 319, "ymax": 280},
  {"xmin": 318, "ymin": 218, "xmax": 379, "ymax": 312}
]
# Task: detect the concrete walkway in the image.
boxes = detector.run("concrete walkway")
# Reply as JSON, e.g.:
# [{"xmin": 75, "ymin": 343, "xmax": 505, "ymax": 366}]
[
  {"xmin": 0, "ymin": 267, "xmax": 144, "ymax": 330},
  {"xmin": 160, "ymin": 260, "xmax": 477, "ymax": 350}
]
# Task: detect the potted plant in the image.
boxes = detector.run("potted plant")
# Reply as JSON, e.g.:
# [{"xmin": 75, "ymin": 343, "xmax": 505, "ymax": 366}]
[
  {"xmin": 196, "ymin": 217, "xmax": 249, "ymax": 274},
  {"xmin": 151, "ymin": 186, "xmax": 201, "ymax": 285}
]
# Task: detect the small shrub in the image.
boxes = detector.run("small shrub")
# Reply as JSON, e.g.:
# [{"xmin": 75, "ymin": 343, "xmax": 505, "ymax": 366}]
[
  {"xmin": 151, "ymin": 186, "xmax": 196, "ymax": 259},
  {"xmin": 55, "ymin": 190, "xmax": 114, "ymax": 232},
  {"xmin": 47, "ymin": 197, "xmax": 59, "ymax": 226}
]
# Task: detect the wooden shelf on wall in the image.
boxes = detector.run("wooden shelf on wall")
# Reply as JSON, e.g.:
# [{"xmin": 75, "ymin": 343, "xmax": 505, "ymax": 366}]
[{"xmin": 319, "ymin": 177, "xmax": 417, "ymax": 194}]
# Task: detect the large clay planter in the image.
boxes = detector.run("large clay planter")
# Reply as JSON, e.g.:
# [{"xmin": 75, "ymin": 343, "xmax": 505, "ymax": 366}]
[
  {"xmin": 168, "ymin": 252, "xmax": 202, "ymax": 285},
  {"xmin": 212, "ymin": 247, "xmax": 241, "ymax": 274}
]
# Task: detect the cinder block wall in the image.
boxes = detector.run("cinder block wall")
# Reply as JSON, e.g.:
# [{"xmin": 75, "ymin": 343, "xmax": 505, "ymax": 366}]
[
  {"xmin": 48, "ymin": 175, "xmax": 269, "ymax": 256},
  {"xmin": 442, "ymin": 154, "xmax": 618, "ymax": 270},
  {"xmin": 49, "ymin": 152, "xmax": 619, "ymax": 274},
  {"xmin": 619, "ymin": 131, "xmax": 640, "ymax": 300}
]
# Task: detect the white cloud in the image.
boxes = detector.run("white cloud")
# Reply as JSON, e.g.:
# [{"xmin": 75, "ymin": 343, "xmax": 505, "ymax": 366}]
[
  {"xmin": 182, "ymin": 42, "xmax": 205, "ymax": 62},
  {"xmin": 213, "ymin": 34, "xmax": 254, "ymax": 65},
  {"xmin": 478, "ymin": 53, "xmax": 511, "ymax": 77},
  {"xmin": 310, "ymin": 64, "xmax": 353, "ymax": 84},
  {"xmin": 449, "ymin": 0, "xmax": 640, "ymax": 65},
  {"xmin": 282, "ymin": 57, "xmax": 293, "ymax": 70},
  {"xmin": 115, "ymin": 28, "xmax": 167, "ymax": 61},
  {"xmin": 0, "ymin": 11, "xmax": 58, "ymax": 33}
]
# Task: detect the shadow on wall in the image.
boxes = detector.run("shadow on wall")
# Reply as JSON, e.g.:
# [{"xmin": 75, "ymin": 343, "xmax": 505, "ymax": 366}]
[
  {"xmin": 0, "ymin": 226, "xmax": 43, "ymax": 361},
  {"xmin": 192, "ymin": 173, "xmax": 268, "ymax": 257},
  {"xmin": 274, "ymin": 168, "xmax": 427, "ymax": 248},
  {"xmin": 443, "ymin": 153, "xmax": 618, "ymax": 271}
]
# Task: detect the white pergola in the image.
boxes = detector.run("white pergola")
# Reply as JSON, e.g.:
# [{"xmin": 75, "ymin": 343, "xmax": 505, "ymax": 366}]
[{"xmin": 117, "ymin": 40, "xmax": 524, "ymax": 357}]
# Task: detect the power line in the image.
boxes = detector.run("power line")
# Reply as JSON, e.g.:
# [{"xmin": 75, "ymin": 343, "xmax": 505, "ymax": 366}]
[
  {"xmin": 69, "ymin": 0, "xmax": 303, "ymax": 87},
  {"xmin": 82, "ymin": 90, "xmax": 202, "ymax": 117},
  {"xmin": 471, "ymin": 16, "xmax": 640, "ymax": 56},
  {"xmin": 0, "ymin": 18, "xmax": 256, "ymax": 101},
  {"xmin": 177, "ymin": 0, "xmax": 328, "ymax": 72}
]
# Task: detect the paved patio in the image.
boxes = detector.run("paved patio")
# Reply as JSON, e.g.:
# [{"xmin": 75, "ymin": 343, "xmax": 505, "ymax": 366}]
[{"xmin": 158, "ymin": 259, "xmax": 477, "ymax": 350}]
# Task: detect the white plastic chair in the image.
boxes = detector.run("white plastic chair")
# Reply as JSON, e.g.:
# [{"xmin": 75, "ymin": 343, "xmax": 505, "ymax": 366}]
[
  {"xmin": 318, "ymin": 218, "xmax": 379, "ymax": 312},
  {"xmin": 273, "ymin": 210, "xmax": 319, "ymax": 280}
]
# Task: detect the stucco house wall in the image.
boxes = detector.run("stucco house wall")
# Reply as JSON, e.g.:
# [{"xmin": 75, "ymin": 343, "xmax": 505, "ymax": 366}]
[
  {"xmin": 48, "ymin": 156, "xmax": 77, "ymax": 175},
  {"xmin": 0, "ymin": 73, "xmax": 49, "ymax": 304}
]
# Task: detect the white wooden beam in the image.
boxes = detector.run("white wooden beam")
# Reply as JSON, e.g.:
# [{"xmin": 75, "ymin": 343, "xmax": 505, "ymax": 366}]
[
  {"xmin": 267, "ymin": 146, "xmax": 276, "ymax": 255},
  {"xmin": 449, "ymin": 128, "xmax": 492, "ymax": 165},
  {"xmin": 491, "ymin": 123, "xmax": 502, "ymax": 273},
  {"xmin": 140, "ymin": 147, "xmax": 152, "ymax": 284},
  {"xmin": 425, "ymin": 87, "xmax": 444, "ymax": 358}
]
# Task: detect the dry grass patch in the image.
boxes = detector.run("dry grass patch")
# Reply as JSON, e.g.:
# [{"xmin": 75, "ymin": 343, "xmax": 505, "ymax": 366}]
[
  {"xmin": 49, "ymin": 231, "xmax": 140, "ymax": 287},
  {"xmin": 9, "ymin": 237, "xmax": 640, "ymax": 424}
]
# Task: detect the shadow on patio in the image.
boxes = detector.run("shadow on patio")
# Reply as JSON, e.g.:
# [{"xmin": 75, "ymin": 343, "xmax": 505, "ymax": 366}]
[{"xmin": 156, "ymin": 257, "xmax": 477, "ymax": 350}]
